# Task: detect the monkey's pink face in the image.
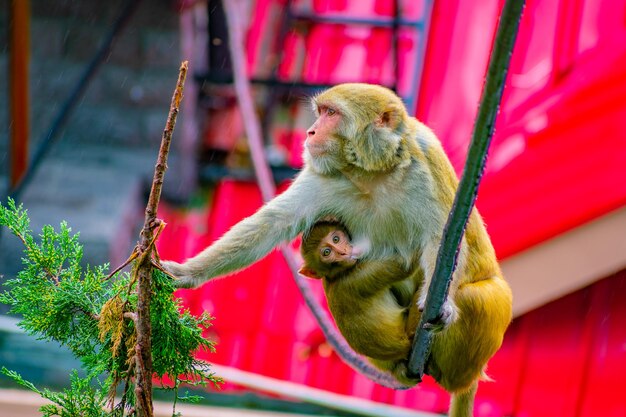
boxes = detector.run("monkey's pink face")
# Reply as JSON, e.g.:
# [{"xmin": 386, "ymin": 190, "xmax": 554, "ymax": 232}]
[
  {"xmin": 305, "ymin": 105, "xmax": 342, "ymax": 157},
  {"xmin": 319, "ymin": 229, "xmax": 357, "ymax": 267}
]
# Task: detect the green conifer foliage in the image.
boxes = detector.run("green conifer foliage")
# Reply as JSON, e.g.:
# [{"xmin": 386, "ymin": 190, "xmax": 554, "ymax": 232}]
[{"xmin": 0, "ymin": 198, "xmax": 222, "ymax": 416}]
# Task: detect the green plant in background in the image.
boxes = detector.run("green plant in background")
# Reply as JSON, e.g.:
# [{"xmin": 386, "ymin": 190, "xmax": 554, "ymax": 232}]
[{"xmin": 0, "ymin": 198, "xmax": 222, "ymax": 416}]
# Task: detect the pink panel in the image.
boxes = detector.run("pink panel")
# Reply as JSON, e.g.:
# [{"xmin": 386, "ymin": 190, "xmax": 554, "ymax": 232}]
[
  {"xmin": 245, "ymin": 0, "xmax": 271, "ymax": 74},
  {"xmin": 291, "ymin": 0, "xmax": 425, "ymax": 20},
  {"xmin": 250, "ymin": 332, "xmax": 297, "ymax": 379},
  {"xmin": 577, "ymin": 1, "xmax": 626, "ymax": 56},
  {"xmin": 372, "ymin": 376, "xmax": 448, "ymax": 412},
  {"xmin": 269, "ymin": 107, "xmax": 306, "ymax": 169},
  {"xmin": 202, "ymin": 105, "xmax": 244, "ymax": 152},
  {"xmin": 579, "ymin": 272, "xmax": 626, "ymax": 417},
  {"xmin": 252, "ymin": 245, "xmax": 316, "ymax": 378},
  {"xmin": 191, "ymin": 181, "xmax": 273, "ymax": 372},
  {"xmin": 418, "ymin": 0, "xmax": 626, "ymax": 258},
  {"xmin": 391, "ymin": 377, "xmax": 449, "ymax": 415},
  {"xmin": 394, "ymin": 27, "xmax": 420, "ymax": 96},
  {"xmin": 157, "ymin": 202, "xmax": 205, "ymax": 315},
  {"xmin": 511, "ymin": 290, "xmax": 592, "ymax": 417},
  {"xmin": 288, "ymin": 126, "xmax": 306, "ymax": 168},
  {"xmin": 498, "ymin": 0, "xmax": 560, "ymax": 112},
  {"xmin": 246, "ymin": 0, "xmax": 287, "ymax": 75},
  {"xmin": 313, "ymin": 0, "xmax": 379, "ymax": 15},
  {"xmin": 156, "ymin": 202, "xmax": 190, "ymax": 263},
  {"xmin": 301, "ymin": 24, "xmax": 363, "ymax": 84},
  {"xmin": 301, "ymin": 329, "xmax": 336, "ymax": 389},
  {"xmin": 195, "ymin": 329, "xmax": 249, "ymax": 371},
  {"xmin": 325, "ymin": 355, "xmax": 356, "ymax": 394},
  {"xmin": 480, "ymin": 63, "xmax": 626, "ymax": 257},
  {"xmin": 475, "ymin": 319, "xmax": 531, "ymax": 417},
  {"xmin": 277, "ymin": 2, "xmax": 422, "ymax": 94},
  {"xmin": 300, "ymin": 24, "xmax": 418, "ymax": 89},
  {"xmin": 416, "ymin": 0, "xmax": 500, "ymax": 171},
  {"xmin": 277, "ymin": 30, "xmax": 306, "ymax": 81}
]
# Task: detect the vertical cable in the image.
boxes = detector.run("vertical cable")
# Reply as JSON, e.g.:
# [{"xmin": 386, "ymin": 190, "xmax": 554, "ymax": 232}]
[{"xmin": 408, "ymin": 0, "xmax": 526, "ymax": 378}]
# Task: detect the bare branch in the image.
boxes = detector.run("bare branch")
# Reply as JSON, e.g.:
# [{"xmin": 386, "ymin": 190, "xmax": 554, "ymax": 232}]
[{"xmin": 133, "ymin": 61, "xmax": 188, "ymax": 417}]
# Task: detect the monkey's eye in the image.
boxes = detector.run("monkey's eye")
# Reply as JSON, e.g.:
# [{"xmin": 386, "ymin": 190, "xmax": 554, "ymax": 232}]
[
  {"xmin": 332, "ymin": 235, "xmax": 340, "ymax": 244},
  {"xmin": 322, "ymin": 247, "xmax": 332, "ymax": 257},
  {"xmin": 327, "ymin": 108, "xmax": 336, "ymax": 116}
]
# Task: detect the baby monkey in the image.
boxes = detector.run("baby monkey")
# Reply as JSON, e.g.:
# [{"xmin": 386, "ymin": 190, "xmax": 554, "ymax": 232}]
[{"xmin": 299, "ymin": 220, "xmax": 422, "ymax": 385}]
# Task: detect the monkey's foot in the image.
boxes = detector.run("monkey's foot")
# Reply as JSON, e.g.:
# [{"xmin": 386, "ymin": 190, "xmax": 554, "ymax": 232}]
[
  {"xmin": 422, "ymin": 300, "xmax": 458, "ymax": 332},
  {"xmin": 393, "ymin": 361, "xmax": 422, "ymax": 387}
]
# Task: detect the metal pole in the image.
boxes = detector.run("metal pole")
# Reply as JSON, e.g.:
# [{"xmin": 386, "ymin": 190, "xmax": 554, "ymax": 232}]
[{"xmin": 8, "ymin": 0, "xmax": 30, "ymax": 190}]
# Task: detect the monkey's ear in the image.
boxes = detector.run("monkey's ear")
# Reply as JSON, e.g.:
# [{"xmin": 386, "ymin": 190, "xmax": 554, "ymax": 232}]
[
  {"xmin": 299, "ymin": 266, "xmax": 323, "ymax": 280},
  {"xmin": 377, "ymin": 106, "xmax": 403, "ymax": 130},
  {"xmin": 346, "ymin": 106, "xmax": 403, "ymax": 172}
]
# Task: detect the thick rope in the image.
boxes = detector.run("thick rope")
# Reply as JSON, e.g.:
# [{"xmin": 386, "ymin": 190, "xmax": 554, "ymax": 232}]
[{"xmin": 222, "ymin": 0, "xmax": 406, "ymax": 389}]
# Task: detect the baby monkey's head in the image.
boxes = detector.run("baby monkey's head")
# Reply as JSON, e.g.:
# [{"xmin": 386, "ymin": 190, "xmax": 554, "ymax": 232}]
[{"xmin": 299, "ymin": 221, "xmax": 358, "ymax": 280}]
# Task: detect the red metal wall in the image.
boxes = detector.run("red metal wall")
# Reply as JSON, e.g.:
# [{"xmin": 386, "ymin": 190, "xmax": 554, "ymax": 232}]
[
  {"xmin": 161, "ymin": 0, "xmax": 626, "ymax": 415},
  {"xmin": 158, "ymin": 188, "xmax": 626, "ymax": 416},
  {"xmin": 417, "ymin": 0, "xmax": 626, "ymax": 258}
]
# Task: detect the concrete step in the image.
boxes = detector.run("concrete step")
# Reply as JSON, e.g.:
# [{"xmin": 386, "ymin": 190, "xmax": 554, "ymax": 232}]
[{"xmin": 0, "ymin": 143, "xmax": 161, "ymax": 287}]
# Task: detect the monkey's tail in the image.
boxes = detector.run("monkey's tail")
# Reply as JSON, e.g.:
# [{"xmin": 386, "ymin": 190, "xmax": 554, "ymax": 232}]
[
  {"xmin": 449, "ymin": 380, "xmax": 478, "ymax": 417},
  {"xmin": 480, "ymin": 367, "xmax": 494, "ymax": 383}
]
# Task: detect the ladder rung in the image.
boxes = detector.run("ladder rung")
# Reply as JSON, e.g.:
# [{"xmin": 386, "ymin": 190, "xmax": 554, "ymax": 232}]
[
  {"xmin": 195, "ymin": 74, "xmax": 395, "ymax": 93},
  {"xmin": 289, "ymin": 12, "xmax": 425, "ymax": 29}
]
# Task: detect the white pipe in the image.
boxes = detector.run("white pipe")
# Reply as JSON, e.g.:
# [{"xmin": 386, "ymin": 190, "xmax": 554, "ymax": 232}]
[
  {"xmin": 0, "ymin": 315, "xmax": 21, "ymax": 333},
  {"xmin": 206, "ymin": 362, "xmax": 440, "ymax": 417}
]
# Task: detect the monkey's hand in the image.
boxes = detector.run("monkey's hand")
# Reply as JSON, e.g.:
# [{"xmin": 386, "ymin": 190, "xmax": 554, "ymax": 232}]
[
  {"xmin": 350, "ymin": 237, "xmax": 371, "ymax": 259},
  {"xmin": 160, "ymin": 260, "xmax": 202, "ymax": 289},
  {"xmin": 419, "ymin": 298, "xmax": 459, "ymax": 331}
]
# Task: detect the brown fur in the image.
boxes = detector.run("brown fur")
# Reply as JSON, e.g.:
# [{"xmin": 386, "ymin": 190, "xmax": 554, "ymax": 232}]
[{"xmin": 300, "ymin": 221, "xmax": 421, "ymax": 383}]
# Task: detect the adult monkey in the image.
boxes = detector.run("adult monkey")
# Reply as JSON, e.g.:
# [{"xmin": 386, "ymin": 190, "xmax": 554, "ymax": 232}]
[{"xmin": 162, "ymin": 83, "xmax": 513, "ymax": 417}]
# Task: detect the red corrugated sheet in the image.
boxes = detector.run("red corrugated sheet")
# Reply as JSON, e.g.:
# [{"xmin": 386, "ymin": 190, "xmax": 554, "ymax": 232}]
[
  {"xmin": 417, "ymin": 0, "xmax": 626, "ymax": 257},
  {"xmin": 160, "ymin": 0, "xmax": 626, "ymax": 415}
]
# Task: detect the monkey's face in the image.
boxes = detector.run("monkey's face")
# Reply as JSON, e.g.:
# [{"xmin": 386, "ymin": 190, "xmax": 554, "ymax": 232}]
[
  {"xmin": 304, "ymin": 102, "xmax": 347, "ymax": 174},
  {"xmin": 317, "ymin": 229, "xmax": 357, "ymax": 268},
  {"xmin": 304, "ymin": 83, "xmax": 411, "ymax": 174},
  {"xmin": 306, "ymin": 105, "xmax": 342, "ymax": 157}
]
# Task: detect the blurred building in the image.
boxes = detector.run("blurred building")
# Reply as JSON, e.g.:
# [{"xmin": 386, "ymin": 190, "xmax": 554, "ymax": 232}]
[{"xmin": 2, "ymin": 1, "xmax": 626, "ymax": 416}]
